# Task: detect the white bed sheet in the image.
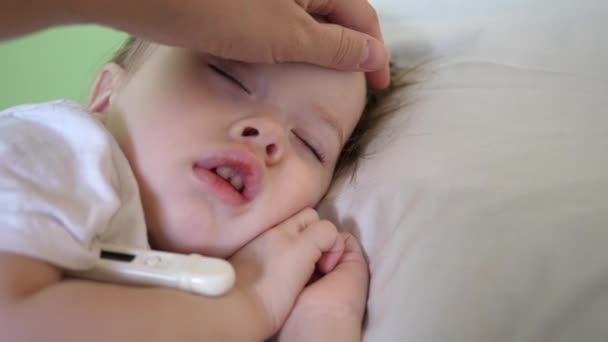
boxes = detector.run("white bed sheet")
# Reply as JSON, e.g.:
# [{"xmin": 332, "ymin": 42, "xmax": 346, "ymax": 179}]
[{"xmin": 318, "ymin": 1, "xmax": 608, "ymax": 341}]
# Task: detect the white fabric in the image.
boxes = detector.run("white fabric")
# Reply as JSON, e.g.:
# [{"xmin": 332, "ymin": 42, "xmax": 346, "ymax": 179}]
[
  {"xmin": 318, "ymin": 0, "xmax": 608, "ymax": 341},
  {"xmin": 0, "ymin": 101, "xmax": 148, "ymax": 270}
]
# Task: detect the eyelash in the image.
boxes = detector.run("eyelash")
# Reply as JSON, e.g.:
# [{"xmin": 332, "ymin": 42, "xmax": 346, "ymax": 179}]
[
  {"xmin": 209, "ymin": 63, "xmax": 324, "ymax": 164},
  {"xmin": 292, "ymin": 131, "xmax": 325, "ymax": 163},
  {"xmin": 209, "ymin": 64, "xmax": 250, "ymax": 94}
]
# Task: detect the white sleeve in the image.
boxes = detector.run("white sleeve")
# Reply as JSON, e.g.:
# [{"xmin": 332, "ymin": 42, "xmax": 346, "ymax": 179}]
[{"xmin": 0, "ymin": 102, "xmax": 122, "ymax": 270}]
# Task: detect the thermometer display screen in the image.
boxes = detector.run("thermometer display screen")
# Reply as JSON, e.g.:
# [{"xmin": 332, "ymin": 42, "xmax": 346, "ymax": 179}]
[{"xmin": 100, "ymin": 250, "xmax": 136, "ymax": 262}]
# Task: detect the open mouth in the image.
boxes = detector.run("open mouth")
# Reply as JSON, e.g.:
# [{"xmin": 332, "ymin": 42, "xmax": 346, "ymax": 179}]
[
  {"xmin": 192, "ymin": 149, "xmax": 263, "ymax": 206},
  {"xmin": 212, "ymin": 166, "xmax": 245, "ymax": 193}
]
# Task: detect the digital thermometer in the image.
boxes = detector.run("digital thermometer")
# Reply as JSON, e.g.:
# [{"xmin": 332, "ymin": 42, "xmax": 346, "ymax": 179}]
[{"xmin": 68, "ymin": 244, "xmax": 235, "ymax": 297}]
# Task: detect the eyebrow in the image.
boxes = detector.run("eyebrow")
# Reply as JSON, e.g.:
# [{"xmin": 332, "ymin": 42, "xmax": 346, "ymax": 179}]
[{"xmin": 312, "ymin": 103, "xmax": 344, "ymax": 144}]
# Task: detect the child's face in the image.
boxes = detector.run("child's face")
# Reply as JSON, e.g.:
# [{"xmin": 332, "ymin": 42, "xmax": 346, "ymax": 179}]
[{"xmin": 89, "ymin": 45, "xmax": 366, "ymax": 258}]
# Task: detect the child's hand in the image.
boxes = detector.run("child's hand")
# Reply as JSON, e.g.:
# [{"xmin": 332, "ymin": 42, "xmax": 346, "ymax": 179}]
[
  {"xmin": 294, "ymin": 232, "xmax": 369, "ymax": 316},
  {"xmin": 274, "ymin": 232, "xmax": 369, "ymax": 341},
  {"xmin": 228, "ymin": 208, "xmax": 345, "ymax": 337}
]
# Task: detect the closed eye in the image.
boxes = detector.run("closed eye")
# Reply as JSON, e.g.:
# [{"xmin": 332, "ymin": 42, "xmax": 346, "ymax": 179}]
[
  {"xmin": 292, "ymin": 130, "xmax": 325, "ymax": 163},
  {"xmin": 209, "ymin": 64, "xmax": 250, "ymax": 94}
]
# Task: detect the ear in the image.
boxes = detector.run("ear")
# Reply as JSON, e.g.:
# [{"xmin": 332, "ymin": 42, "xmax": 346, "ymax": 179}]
[{"xmin": 87, "ymin": 63, "xmax": 126, "ymax": 113}]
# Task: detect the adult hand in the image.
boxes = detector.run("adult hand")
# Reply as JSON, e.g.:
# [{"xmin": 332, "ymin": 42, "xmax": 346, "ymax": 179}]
[
  {"xmin": 1, "ymin": 0, "xmax": 389, "ymax": 88},
  {"xmin": 99, "ymin": 0, "xmax": 390, "ymax": 88}
]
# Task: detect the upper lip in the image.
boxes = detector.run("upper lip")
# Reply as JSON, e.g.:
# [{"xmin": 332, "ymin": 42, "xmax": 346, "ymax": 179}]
[{"xmin": 193, "ymin": 146, "xmax": 264, "ymax": 201}]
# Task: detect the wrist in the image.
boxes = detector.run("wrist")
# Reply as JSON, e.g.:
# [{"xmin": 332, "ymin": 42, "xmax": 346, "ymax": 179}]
[
  {"xmin": 36, "ymin": 0, "xmax": 92, "ymax": 25},
  {"xmin": 50, "ymin": 0, "xmax": 119, "ymax": 27},
  {"xmin": 0, "ymin": 0, "xmax": 84, "ymax": 39},
  {"xmin": 45, "ymin": 0, "xmax": 143, "ymax": 32},
  {"xmin": 53, "ymin": 0, "xmax": 196, "ymax": 43}
]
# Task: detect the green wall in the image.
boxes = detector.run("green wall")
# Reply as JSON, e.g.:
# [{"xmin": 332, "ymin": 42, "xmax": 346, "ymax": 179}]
[{"xmin": 0, "ymin": 25, "xmax": 127, "ymax": 110}]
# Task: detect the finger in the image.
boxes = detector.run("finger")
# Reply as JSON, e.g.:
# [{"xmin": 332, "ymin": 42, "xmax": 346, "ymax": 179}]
[
  {"xmin": 366, "ymin": 64, "xmax": 391, "ymax": 90},
  {"xmin": 276, "ymin": 207, "xmax": 320, "ymax": 234},
  {"xmin": 297, "ymin": 219, "xmax": 340, "ymax": 263},
  {"xmin": 339, "ymin": 233, "xmax": 366, "ymax": 264},
  {"xmin": 363, "ymin": 42, "xmax": 390, "ymax": 89},
  {"xmin": 317, "ymin": 233, "xmax": 345, "ymax": 273},
  {"xmin": 294, "ymin": 19, "xmax": 387, "ymax": 72},
  {"xmin": 304, "ymin": 0, "xmax": 383, "ymax": 43},
  {"xmin": 304, "ymin": 0, "xmax": 391, "ymax": 88},
  {"xmin": 326, "ymin": 233, "xmax": 368, "ymax": 280}
]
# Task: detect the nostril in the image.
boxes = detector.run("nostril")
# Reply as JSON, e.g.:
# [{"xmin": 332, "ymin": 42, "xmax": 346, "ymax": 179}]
[
  {"xmin": 242, "ymin": 127, "xmax": 259, "ymax": 137},
  {"xmin": 266, "ymin": 144, "xmax": 277, "ymax": 156}
]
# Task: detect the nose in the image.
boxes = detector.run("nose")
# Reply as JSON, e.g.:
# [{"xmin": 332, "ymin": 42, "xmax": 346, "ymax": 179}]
[{"xmin": 230, "ymin": 116, "xmax": 286, "ymax": 165}]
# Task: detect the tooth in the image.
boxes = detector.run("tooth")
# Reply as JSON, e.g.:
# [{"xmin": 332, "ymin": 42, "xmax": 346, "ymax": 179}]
[
  {"xmin": 230, "ymin": 175, "xmax": 244, "ymax": 192},
  {"xmin": 216, "ymin": 167, "xmax": 233, "ymax": 180}
]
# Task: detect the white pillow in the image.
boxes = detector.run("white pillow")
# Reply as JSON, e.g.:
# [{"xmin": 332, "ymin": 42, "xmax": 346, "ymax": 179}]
[{"xmin": 318, "ymin": 1, "xmax": 608, "ymax": 341}]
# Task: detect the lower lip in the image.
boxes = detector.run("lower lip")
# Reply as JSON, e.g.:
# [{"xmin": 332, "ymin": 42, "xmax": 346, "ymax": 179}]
[{"xmin": 192, "ymin": 166, "xmax": 248, "ymax": 206}]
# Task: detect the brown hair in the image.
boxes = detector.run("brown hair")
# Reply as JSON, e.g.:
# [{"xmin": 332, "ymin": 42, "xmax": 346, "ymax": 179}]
[{"xmin": 109, "ymin": 37, "xmax": 411, "ymax": 179}]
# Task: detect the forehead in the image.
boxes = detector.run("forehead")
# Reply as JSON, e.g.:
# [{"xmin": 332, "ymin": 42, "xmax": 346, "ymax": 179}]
[{"xmin": 133, "ymin": 45, "xmax": 367, "ymax": 141}]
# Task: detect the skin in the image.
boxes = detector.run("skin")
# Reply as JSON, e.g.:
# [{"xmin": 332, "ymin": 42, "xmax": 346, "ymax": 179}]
[
  {"xmin": 0, "ymin": 44, "xmax": 369, "ymax": 342},
  {"xmin": 88, "ymin": 45, "xmax": 367, "ymax": 258},
  {"xmin": 0, "ymin": 1, "xmax": 377, "ymax": 339},
  {"xmin": 1, "ymin": 0, "xmax": 390, "ymax": 88}
]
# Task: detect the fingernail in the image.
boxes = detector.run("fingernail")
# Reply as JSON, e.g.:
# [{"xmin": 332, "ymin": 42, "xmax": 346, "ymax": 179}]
[
  {"xmin": 360, "ymin": 43, "xmax": 370, "ymax": 66},
  {"xmin": 359, "ymin": 39, "xmax": 385, "ymax": 71}
]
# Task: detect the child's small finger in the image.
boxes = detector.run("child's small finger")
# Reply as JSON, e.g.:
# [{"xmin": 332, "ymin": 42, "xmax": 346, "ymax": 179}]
[
  {"xmin": 297, "ymin": 219, "xmax": 340, "ymax": 262},
  {"xmin": 276, "ymin": 207, "xmax": 319, "ymax": 234},
  {"xmin": 335, "ymin": 232, "xmax": 368, "ymax": 268},
  {"xmin": 342, "ymin": 232, "xmax": 363, "ymax": 253},
  {"xmin": 316, "ymin": 234, "xmax": 345, "ymax": 273}
]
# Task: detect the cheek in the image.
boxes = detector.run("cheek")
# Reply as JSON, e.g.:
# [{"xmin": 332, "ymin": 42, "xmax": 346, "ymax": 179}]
[
  {"xmin": 116, "ymin": 67, "xmax": 195, "ymax": 113},
  {"xmin": 275, "ymin": 164, "xmax": 331, "ymax": 211},
  {"xmin": 113, "ymin": 85, "xmax": 208, "ymax": 147}
]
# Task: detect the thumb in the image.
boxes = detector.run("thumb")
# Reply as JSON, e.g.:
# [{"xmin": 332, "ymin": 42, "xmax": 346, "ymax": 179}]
[{"xmin": 297, "ymin": 22, "xmax": 387, "ymax": 72}]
